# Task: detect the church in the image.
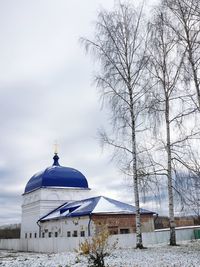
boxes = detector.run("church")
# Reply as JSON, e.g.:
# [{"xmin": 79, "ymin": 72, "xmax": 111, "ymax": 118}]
[{"xmin": 21, "ymin": 152, "xmax": 155, "ymax": 240}]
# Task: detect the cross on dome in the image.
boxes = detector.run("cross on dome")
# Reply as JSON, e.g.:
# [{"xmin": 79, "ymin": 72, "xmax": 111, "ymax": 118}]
[{"xmin": 53, "ymin": 141, "xmax": 60, "ymax": 166}]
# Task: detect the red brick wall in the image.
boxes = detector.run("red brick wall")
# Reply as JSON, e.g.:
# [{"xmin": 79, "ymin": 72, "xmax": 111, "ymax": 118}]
[
  {"xmin": 155, "ymin": 216, "xmax": 196, "ymax": 229},
  {"xmin": 91, "ymin": 213, "xmax": 154, "ymax": 233}
]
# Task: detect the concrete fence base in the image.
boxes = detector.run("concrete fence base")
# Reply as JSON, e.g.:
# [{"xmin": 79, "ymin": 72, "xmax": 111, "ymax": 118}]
[{"xmin": 0, "ymin": 226, "xmax": 199, "ymax": 253}]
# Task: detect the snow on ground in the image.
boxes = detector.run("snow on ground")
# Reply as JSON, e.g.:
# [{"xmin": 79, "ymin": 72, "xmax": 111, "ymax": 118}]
[{"xmin": 0, "ymin": 240, "xmax": 200, "ymax": 267}]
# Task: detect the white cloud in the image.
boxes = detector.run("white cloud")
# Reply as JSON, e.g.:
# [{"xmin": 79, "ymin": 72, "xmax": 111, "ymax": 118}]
[{"xmin": 0, "ymin": 0, "xmax": 166, "ymax": 225}]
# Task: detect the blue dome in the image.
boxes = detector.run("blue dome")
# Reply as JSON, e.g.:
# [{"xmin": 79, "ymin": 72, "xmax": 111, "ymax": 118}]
[{"xmin": 24, "ymin": 154, "xmax": 89, "ymax": 194}]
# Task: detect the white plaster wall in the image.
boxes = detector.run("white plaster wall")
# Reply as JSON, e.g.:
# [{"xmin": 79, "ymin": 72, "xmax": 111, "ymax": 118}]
[
  {"xmin": 21, "ymin": 190, "xmax": 42, "ymax": 238},
  {"xmin": 25, "ymin": 237, "xmax": 83, "ymax": 253},
  {"xmin": 109, "ymin": 227, "xmax": 197, "ymax": 248},
  {"xmin": 40, "ymin": 216, "xmax": 94, "ymax": 237},
  {"xmin": 21, "ymin": 187, "xmax": 91, "ymax": 239},
  {"xmin": 1, "ymin": 227, "xmax": 200, "ymax": 253},
  {"xmin": 0, "ymin": 237, "xmax": 86, "ymax": 253},
  {"xmin": 40, "ymin": 187, "xmax": 91, "ymax": 202},
  {"xmin": 0, "ymin": 239, "xmax": 21, "ymax": 251}
]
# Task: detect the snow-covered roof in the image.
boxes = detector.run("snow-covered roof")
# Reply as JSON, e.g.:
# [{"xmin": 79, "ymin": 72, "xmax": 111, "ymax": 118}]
[{"xmin": 39, "ymin": 196, "xmax": 155, "ymax": 222}]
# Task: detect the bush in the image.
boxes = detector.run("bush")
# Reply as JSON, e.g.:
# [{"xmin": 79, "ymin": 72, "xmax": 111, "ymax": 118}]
[{"xmin": 78, "ymin": 230, "xmax": 114, "ymax": 267}]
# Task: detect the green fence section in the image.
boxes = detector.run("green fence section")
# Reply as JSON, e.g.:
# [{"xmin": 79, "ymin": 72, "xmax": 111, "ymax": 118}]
[{"xmin": 194, "ymin": 229, "xmax": 200, "ymax": 239}]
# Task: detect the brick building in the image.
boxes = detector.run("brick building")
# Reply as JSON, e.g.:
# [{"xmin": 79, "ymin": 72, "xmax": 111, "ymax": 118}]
[{"xmin": 38, "ymin": 196, "xmax": 155, "ymax": 238}]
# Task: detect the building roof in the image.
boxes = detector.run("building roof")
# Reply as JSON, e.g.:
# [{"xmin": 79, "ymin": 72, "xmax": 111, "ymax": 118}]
[
  {"xmin": 24, "ymin": 154, "xmax": 89, "ymax": 194},
  {"xmin": 39, "ymin": 196, "xmax": 155, "ymax": 222}
]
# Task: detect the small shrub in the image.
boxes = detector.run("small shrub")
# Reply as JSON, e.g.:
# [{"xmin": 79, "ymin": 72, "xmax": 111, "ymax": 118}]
[{"xmin": 78, "ymin": 229, "xmax": 114, "ymax": 267}]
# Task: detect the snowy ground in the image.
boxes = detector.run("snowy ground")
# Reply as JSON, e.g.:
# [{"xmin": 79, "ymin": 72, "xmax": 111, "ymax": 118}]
[{"xmin": 0, "ymin": 240, "xmax": 200, "ymax": 267}]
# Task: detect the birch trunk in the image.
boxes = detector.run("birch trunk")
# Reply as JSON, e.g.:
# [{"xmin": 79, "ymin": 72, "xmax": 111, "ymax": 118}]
[
  {"xmin": 129, "ymin": 87, "xmax": 143, "ymax": 248},
  {"xmin": 133, "ymin": 119, "xmax": 143, "ymax": 248},
  {"xmin": 165, "ymin": 96, "xmax": 176, "ymax": 245}
]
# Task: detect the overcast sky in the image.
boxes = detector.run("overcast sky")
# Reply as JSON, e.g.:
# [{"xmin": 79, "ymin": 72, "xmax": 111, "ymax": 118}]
[{"xmin": 0, "ymin": 0, "xmax": 166, "ymax": 225}]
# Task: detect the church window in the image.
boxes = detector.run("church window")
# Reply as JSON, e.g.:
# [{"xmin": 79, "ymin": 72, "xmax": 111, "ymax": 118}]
[
  {"xmin": 55, "ymin": 232, "xmax": 58, "ymax": 237},
  {"xmin": 48, "ymin": 232, "xmax": 52, "ymax": 238},
  {"xmin": 25, "ymin": 233, "xmax": 27, "ymax": 239},
  {"xmin": 80, "ymin": 231, "xmax": 85, "ymax": 237},
  {"xmin": 30, "ymin": 233, "xmax": 32, "ymax": 238},
  {"xmin": 108, "ymin": 227, "xmax": 118, "ymax": 235},
  {"xmin": 42, "ymin": 232, "xmax": 45, "ymax": 238},
  {"xmin": 67, "ymin": 231, "xmax": 71, "ymax": 237},
  {"xmin": 120, "ymin": 228, "xmax": 130, "ymax": 234},
  {"xmin": 73, "ymin": 230, "xmax": 78, "ymax": 237},
  {"xmin": 34, "ymin": 233, "xmax": 37, "ymax": 238}
]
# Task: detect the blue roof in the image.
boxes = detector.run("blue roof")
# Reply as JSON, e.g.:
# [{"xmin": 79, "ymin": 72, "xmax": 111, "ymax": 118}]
[
  {"xmin": 39, "ymin": 196, "xmax": 155, "ymax": 222},
  {"xmin": 24, "ymin": 154, "xmax": 89, "ymax": 194}
]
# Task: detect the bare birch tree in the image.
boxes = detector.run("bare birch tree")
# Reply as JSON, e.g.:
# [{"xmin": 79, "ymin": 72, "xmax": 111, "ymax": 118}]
[
  {"xmin": 173, "ymin": 145, "xmax": 200, "ymax": 220},
  {"xmin": 174, "ymin": 171, "xmax": 200, "ymax": 220},
  {"xmin": 161, "ymin": 0, "xmax": 200, "ymax": 230},
  {"xmin": 81, "ymin": 2, "xmax": 150, "ymax": 248},
  {"xmin": 147, "ymin": 7, "xmax": 198, "ymax": 245},
  {"xmin": 163, "ymin": 0, "xmax": 200, "ymax": 111}
]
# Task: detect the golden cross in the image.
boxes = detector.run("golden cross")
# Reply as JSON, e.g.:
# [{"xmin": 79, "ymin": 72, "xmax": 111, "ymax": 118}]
[{"xmin": 54, "ymin": 140, "xmax": 59, "ymax": 154}]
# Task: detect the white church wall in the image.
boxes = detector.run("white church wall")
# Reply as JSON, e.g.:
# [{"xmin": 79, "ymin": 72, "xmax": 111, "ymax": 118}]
[
  {"xmin": 1, "ymin": 226, "xmax": 199, "ymax": 252},
  {"xmin": 40, "ymin": 216, "xmax": 94, "ymax": 238},
  {"xmin": 40, "ymin": 187, "xmax": 91, "ymax": 203},
  {"xmin": 21, "ymin": 190, "xmax": 42, "ymax": 239},
  {"xmin": 21, "ymin": 187, "xmax": 91, "ymax": 239}
]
